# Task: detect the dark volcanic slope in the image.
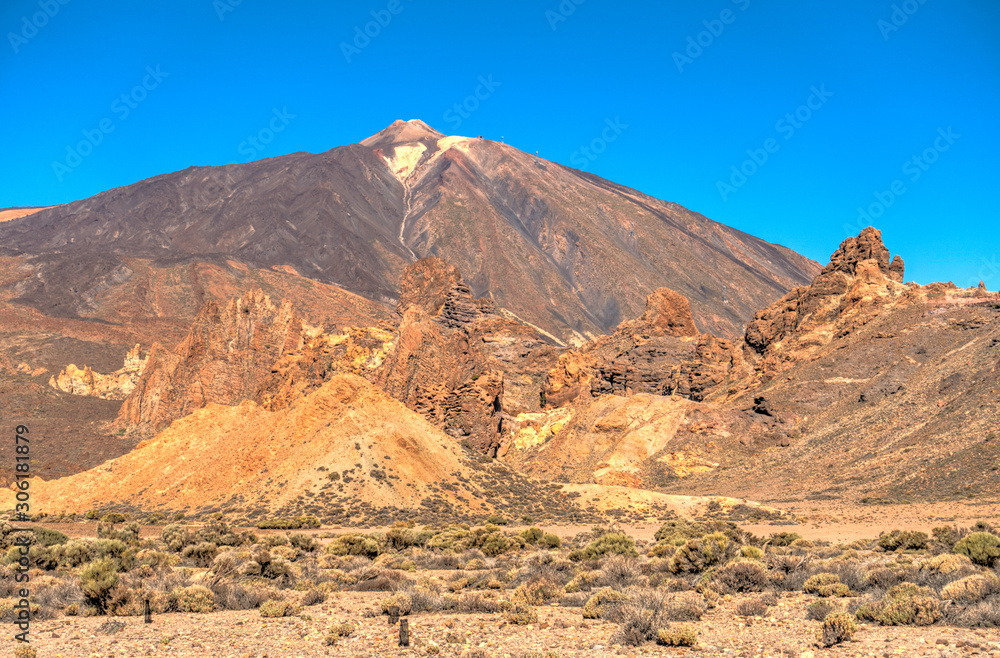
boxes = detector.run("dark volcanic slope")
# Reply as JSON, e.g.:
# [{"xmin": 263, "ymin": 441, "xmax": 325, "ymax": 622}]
[{"xmin": 0, "ymin": 120, "xmax": 820, "ymax": 341}]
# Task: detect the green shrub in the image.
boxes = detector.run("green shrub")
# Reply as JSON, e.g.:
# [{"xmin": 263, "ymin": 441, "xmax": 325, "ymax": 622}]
[
  {"xmin": 819, "ymin": 612, "xmax": 857, "ymax": 647},
  {"xmin": 768, "ymin": 532, "xmax": 800, "ymax": 547},
  {"xmin": 485, "ymin": 515, "xmax": 508, "ymax": 526},
  {"xmin": 325, "ymin": 534, "xmax": 380, "ymax": 558},
  {"xmin": 669, "ymin": 533, "xmax": 729, "ymax": 574},
  {"xmin": 878, "ymin": 530, "xmax": 929, "ymax": 552},
  {"xmin": 181, "ymin": 542, "xmax": 219, "ymax": 567},
  {"xmin": 740, "ymin": 546, "xmax": 764, "ymax": 560},
  {"xmin": 99, "ymin": 513, "xmax": 127, "ymax": 524},
  {"xmin": 581, "ymin": 532, "xmax": 638, "ymax": 560},
  {"xmin": 173, "ymin": 586, "xmax": 215, "ymax": 613},
  {"xmin": 53, "ymin": 540, "xmax": 93, "ymax": 568},
  {"xmin": 287, "ymin": 534, "xmax": 318, "ymax": 552},
  {"xmin": 79, "ymin": 557, "xmax": 119, "ymax": 612},
  {"xmin": 33, "ymin": 527, "xmax": 69, "ymax": 547},
  {"xmin": 855, "ymin": 583, "xmax": 940, "ymax": 626},
  {"xmin": 656, "ymin": 624, "xmax": 698, "ymax": 647},
  {"xmin": 520, "ymin": 527, "xmax": 543, "ymax": 544},
  {"xmin": 803, "ymin": 573, "xmax": 850, "ymax": 597},
  {"xmin": 954, "ymin": 532, "xmax": 1000, "ymax": 567},
  {"xmin": 161, "ymin": 524, "xmax": 194, "ymax": 553},
  {"xmin": 542, "ymin": 533, "xmax": 561, "ymax": 549}
]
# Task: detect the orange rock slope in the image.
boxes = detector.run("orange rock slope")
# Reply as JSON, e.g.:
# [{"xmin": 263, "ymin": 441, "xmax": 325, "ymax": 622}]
[{"xmin": 12, "ymin": 375, "xmax": 587, "ymax": 524}]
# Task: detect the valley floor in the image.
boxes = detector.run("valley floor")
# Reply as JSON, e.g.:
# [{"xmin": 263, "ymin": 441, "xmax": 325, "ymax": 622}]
[{"xmin": 10, "ymin": 591, "xmax": 1000, "ymax": 657}]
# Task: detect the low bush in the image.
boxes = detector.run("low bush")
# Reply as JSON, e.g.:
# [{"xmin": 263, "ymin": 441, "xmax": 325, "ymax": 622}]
[
  {"xmin": 855, "ymin": 583, "xmax": 940, "ymax": 626},
  {"xmin": 709, "ymin": 559, "xmax": 770, "ymax": 594},
  {"xmin": 807, "ymin": 599, "xmax": 839, "ymax": 621},
  {"xmin": 878, "ymin": 530, "xmax": 929, "ymax": 552},
  {"xmin": 954, "ymin": 532, "xmax": 1000, "ymax": 567},
  {"xmin": 501, "ymin": 599, "xmax": 536, "ymax": 625},
  {"xmin": 259, "ymin": 599, "xmax": 300, "ymax": 617},
  {"xmin": 582, "ymin": 588, "xmax": 627, "ymax": 619},
  {"xmin": 656, "ymin": 624, "xmax": 698, "ymax": 647},
  {"xmin": 173, "ymin": 586, "xmax": 215, "ymax": 613},
  {"xmin": 819, "ymin": 612, "xmax": 857, "ymax": 647},
  {"xmin": 79, "ymin": 557, "xmax": 119, "ymax": 612},
  {"xmin": 735, "ymin": 596, "xmax": 770, "ymax": 617},
  {"xmin": 803, "ymin": 573, "xmax": 850, "ymax": 598},
  {"xmin": 669, "ymin": 533, "xmax": 729, "ymax": 574},
  {"xmin": 579, "ymin": 532, "xmax": 638, "ymax": 560}
]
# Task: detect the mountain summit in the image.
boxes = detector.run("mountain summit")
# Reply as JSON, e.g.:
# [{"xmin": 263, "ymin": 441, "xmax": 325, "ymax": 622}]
[{"xmin": 0, "ymin": 120, "xmax": 819, "ymax": 342}]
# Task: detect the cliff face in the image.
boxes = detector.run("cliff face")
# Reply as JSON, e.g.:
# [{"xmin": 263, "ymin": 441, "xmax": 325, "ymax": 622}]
[{"xmin": 117, "ymin": 290, "xmax": 304, "ymax": 434}]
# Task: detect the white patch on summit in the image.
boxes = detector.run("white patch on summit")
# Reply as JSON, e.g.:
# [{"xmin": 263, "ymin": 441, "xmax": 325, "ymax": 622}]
[
  {"xmin": 436, "ymin": 136, "xmax": 472, "ymax": 154},
  {"xmin": 383, "ymin": 143, "xmax": 427, "ymax": 182}
]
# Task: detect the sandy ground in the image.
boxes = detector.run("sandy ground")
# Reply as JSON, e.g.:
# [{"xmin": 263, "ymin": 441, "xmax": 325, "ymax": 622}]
[{"xmin": 8, "ymin": 591, "xmax": 1000, "ymax": 658}]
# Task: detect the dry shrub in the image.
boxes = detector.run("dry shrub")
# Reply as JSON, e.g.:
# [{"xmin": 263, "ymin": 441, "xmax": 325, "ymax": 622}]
[
  {"xmin": 582, "ymin": 588, "xmax": 628, "ymax": 619},
  {"xmin": 210, "ymin": 581, "xmax": 270, "ymax": 610},
  {"xmin": 602, "ymin": 555, "xmax": 645, "ymax": 588},
  {"xmin": 710, "ymin": 559, "xmax": 770, "ymax": 594},
  {"xmin": 669, "ymin": 533, "xmax": 729, "ymax": 574},
  {"xmin": 735, "ymin": 596, "xmax": 770, "ymax": 617},
  {"xmin": 855, "ymin": 583, "xmax": 940, "ymax": 626},
  {"xmin": 513, "ymin": 577, "xmax": 560, "ymax": 606},
  {"xmin": 300, "ymin": 588, "xmax": 327, "ymax": 607},
  {"xmin": 946, "ymin": 595, "xmax": 1000, "ymax": 628},
  {"xmin": 656, "ymin": 624, "xmax": 698, "ymax": 647},
  {"xmin": 259, "ymin": 598, "xmax": 300, "ymax": 617},
  {"xmin": 606, "ymin": 588, "xmax": 676, "ymax": 646},
  {"xmin": 941, "ymin": 573, "xmax": 1000, "ymax": 603},
  {"xmin": 819, "ymin": 612, "xmax": 857, "ymax": 647},
  {"xmin": 807, "ymin": 599, "xmax": 839, "ymax": 621},
  {"xmin": 452, "ymin": 592, "xmax": 502, "ymax": 614},
  {"xmin": 172, "ymin": 586, "xmax": 215, "ymax": 613},
  {"xmin": 500, "ymin": 599, "xmax": 537, "ymax": 625}
]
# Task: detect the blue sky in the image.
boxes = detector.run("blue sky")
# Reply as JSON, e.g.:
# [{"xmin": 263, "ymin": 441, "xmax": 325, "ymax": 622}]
[{"xmin": 2, "ymin": 0, "xmax": 998, "ymax": 287}]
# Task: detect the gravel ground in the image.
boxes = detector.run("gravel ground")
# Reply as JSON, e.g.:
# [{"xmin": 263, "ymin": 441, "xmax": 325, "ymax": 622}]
[{"xmin": 8, "ymin": 591, "xmax": 1000, "ymax": 658}]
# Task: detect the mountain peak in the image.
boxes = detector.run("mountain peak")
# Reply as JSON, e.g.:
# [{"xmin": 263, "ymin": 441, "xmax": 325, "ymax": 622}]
[{"xmin": 361, "ymin": 119, "xmax": 447, "ymax": 148}]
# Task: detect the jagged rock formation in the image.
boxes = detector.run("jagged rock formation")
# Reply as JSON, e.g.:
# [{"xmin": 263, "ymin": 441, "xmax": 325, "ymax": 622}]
[
  {"xmin": 48, "ymin": 344, "xmax": 147, "ymax": 400},
  {"xmin": 543, "ymin": 286, "xmax": 749, "ymax": 405},
  {"xmin": 117, "ymin": 290, "xmax": 304, "ymax": 434},
  {"xmin": 744, "ymin": 227, "xmax": 909, "ymax": 379},
  {"xmin": 17, "ymin": 374, "xmax": 590, "ymax": 524}
]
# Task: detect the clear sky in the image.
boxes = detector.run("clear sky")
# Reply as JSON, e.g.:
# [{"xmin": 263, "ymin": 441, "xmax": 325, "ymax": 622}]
[{"xmin": 2, "ymin": 0, "xmax": 998, "ymax": 287}]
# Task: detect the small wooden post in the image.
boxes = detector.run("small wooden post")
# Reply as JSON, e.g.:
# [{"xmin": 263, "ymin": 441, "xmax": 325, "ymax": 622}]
[
  {"xmin": 144, "ymin": 597, "xmax": 152, "ymax": 624},
  {"xmin": 398, "ymin": 618, "xmax": 409, "ymax": 646},
  {"xmin": 388, "ymin": 605, "xmax": 399, "ymax": 624}
]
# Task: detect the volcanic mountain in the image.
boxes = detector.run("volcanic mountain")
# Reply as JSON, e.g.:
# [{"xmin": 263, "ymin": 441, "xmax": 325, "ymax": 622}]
[{"xmin": 0, "ymin": 119, "xmax": 819, "ymax": 345}]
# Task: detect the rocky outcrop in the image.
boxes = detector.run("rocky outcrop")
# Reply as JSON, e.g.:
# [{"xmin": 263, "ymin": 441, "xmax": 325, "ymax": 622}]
[
  {"xmin": 48, "ymin": 344, "xmax": 147, "ymax": 400},
  {"xmin": 374, "ymin": 259, "xmax": 553, "ymax": 456},
  {"xmin": 117, "ymin": 290, "xmax": 304, "ymax": 433},
  {"xmin": 545, "ymin": 287, "xmax": 747, "ymax": 405},
  {"xmin": 745, "ymin": 228, "xmax": 908, "ymax": 359}
]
